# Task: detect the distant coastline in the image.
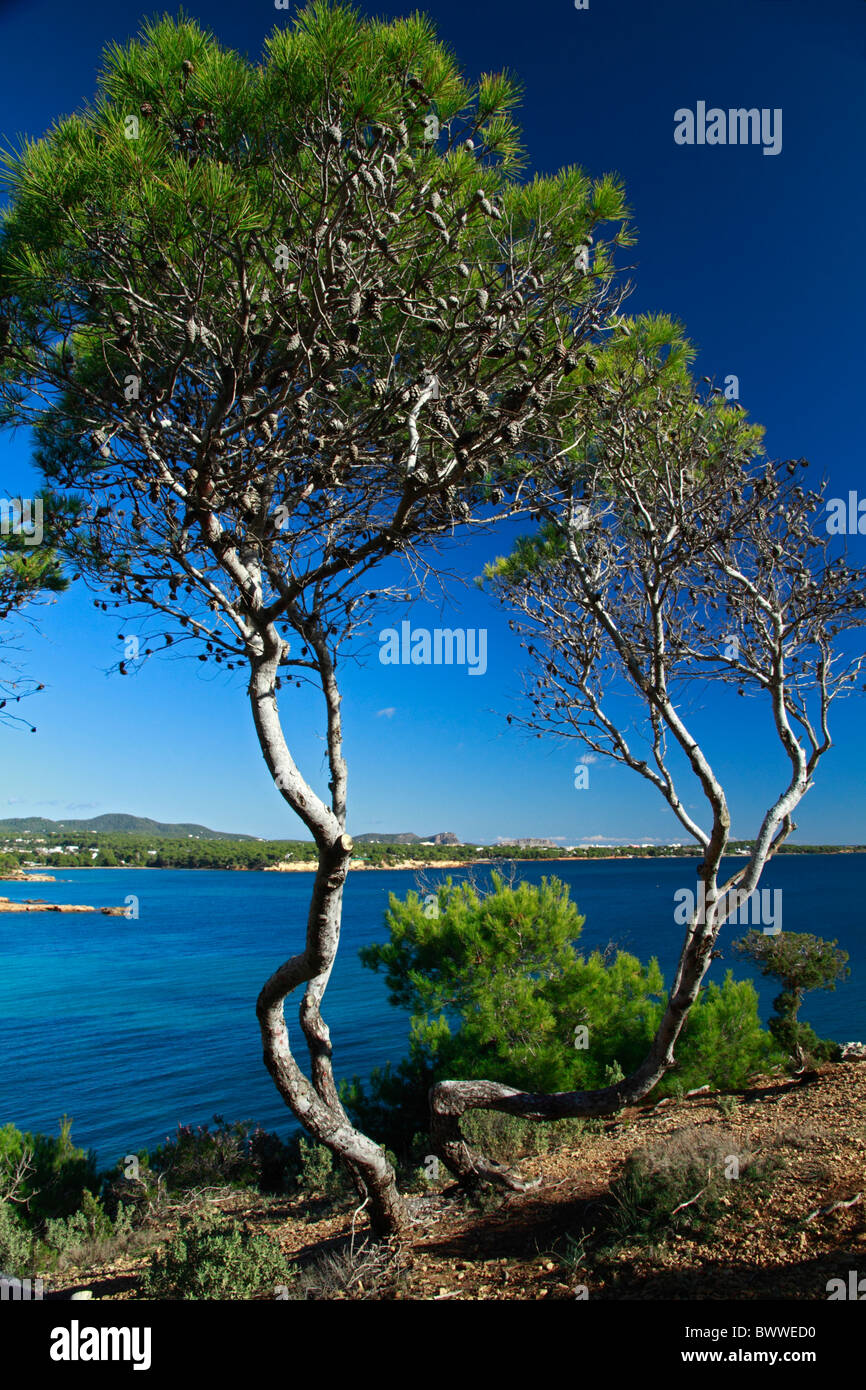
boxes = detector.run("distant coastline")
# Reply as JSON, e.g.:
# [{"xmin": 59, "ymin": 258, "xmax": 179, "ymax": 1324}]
[{"xmin": 9, "ymin": 847, "xmax": 865, "ymax": 877}]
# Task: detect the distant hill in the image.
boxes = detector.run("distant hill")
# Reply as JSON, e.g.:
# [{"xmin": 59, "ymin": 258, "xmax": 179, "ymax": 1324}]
[
  {"xmin": 0, "ymin": 814, "xmax": 257, "ymax": 841},
  {"xmin": 353, "ymin": 831, "xmax": 461, "ymax": 845}
]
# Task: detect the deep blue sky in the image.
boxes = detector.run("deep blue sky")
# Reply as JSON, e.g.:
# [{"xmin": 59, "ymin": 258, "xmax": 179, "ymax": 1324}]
[{"xmin": 1, "ymin": 0, "xmax": 864, "ymax": 843}]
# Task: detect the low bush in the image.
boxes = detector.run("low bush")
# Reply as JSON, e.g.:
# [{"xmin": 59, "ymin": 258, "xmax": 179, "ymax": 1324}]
[
  {"xmin": 142, "ymin": 1216, "xmax": 291, "ymax": 1300},
  {"xmin": 145, "ymin": 1117, "xmax": 293, "ymax": 1195},
  {"xmin": 292, "ymin": 1138, "xmax": 352, "ymax": 1201},
  {"xmin": 0, "ymin": 1200, "xmax": 34, "ymax": 1277},
  {"xmin": 461, "ymin": 1110, "xmax": 588, "ymax": 1164},
  {"xmin": 39, "ymin": 1190, "xmax": 139, "ymax": 1270},
  {"xmin": 604, "ymin": 1125, "xmax": 780, "ymax": 1245}
]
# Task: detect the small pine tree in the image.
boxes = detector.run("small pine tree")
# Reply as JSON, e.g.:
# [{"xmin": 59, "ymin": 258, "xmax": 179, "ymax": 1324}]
[
  {"xmin": 734, "ymin": 931, "xmax": 849, "ymax": 1065},
  {"xmin": 345, "ymin": 876, "xmax": 780, "ymax": 1153}
]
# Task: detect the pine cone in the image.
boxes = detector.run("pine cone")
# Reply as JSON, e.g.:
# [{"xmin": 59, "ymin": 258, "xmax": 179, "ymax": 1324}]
[{"xmin": 372, "ymin": 378, "xmax": 388, "ymax": 398}]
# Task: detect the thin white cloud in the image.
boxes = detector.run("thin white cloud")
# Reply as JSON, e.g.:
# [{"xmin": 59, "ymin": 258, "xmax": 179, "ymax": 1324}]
[{"xmin": 376, "ymin": 707, "xmax": 396, "ymax": 719}]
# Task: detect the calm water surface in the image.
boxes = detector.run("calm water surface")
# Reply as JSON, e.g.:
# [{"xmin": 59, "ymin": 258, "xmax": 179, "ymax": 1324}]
[{"xmin": 1, "ymin": 855, "xmax": 862, "ymax": 1163}]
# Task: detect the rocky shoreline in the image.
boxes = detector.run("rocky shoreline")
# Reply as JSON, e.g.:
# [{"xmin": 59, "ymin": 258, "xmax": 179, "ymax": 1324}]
[
  {"xmin": 0, "ymin": 896, "xmax": 126, "ymax": 915},
  {"xmin": 0, "ymin": 871, "xmax": 56, "ymax": 882}
]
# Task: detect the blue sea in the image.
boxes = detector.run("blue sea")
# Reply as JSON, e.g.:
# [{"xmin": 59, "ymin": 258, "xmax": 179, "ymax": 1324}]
[{"xmin": 1, "ymin": 856, "xmax": 863, "ymax": 1165}]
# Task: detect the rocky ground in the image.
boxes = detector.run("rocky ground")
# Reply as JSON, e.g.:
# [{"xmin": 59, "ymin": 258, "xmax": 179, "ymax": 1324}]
[{"xmin": 41, "ymin": 1060, "xmax": 866, "ymax": 1302}]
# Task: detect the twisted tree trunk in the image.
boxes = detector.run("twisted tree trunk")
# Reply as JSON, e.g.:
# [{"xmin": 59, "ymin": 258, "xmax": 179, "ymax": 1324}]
[{"xmin": 250, "ymin": 643, "xmax": 408, "ymax": 1237}]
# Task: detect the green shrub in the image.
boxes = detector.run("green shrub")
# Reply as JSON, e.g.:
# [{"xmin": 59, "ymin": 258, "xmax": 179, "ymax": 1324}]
[
  {"xmin": 146, "ymin": 1117, "xmax": 292, "ymax": 1194},
  {"xmin": 346, "ymin": 874, "xmax": 665, "ymax": 1152},
  {"xmin": 101, "ymin": 1154, "xmax": 161, "ymax": 1221},
  {"xmin": 0, "ymin": 1117, "xmax": 99, "ymax": 1222},
  {"xmin": 769, "ymin": 1013, "xmax": 841, "ymax": 1065},
  {"xmin": 344, "ymin": 876, "xmax": 784, "ymax": 1153},
  {"xmin": 295, "ymin": 1138, "xmax": 344, "ymax": 1198},
  {"xmin": 658, "ymin": 973, "xmax": 785, "ymax": 1094},
  {"xmin": 142, "ymin": 1216, "xmax": 290, "ymax": 1300},
  {"xmin": 0, "ymin": 1201, "xmax": 34, "ymax": 1277},
  {"xmin": 461, "ymin": 1110, "xmax": 587, "ymax": 1163},
  {"xmin": 39, "ymin": 1190, "xmax": 136, "ymax": 1269}
]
